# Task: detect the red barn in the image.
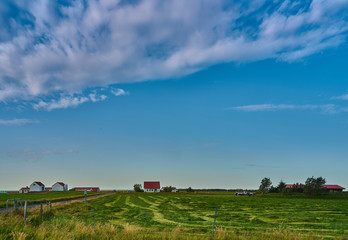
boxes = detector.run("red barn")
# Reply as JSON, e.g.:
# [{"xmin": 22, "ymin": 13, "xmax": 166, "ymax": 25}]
[
  {"xmin": 322, "ymin": 185, "xmax": 345, "ymax": 192},
  {"xmin": 144, "ymin": 181, "xmax": 160, "ymax": 192}
]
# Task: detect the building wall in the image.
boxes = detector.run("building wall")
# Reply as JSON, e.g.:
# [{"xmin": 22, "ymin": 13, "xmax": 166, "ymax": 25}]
[
  {"xmin": 52, "ymin": 183, "xmax": 68, "ymax": 191},
  {"xmin": 52, "ymin": 183, "xmax": 64, "ymax": 191},
  {"xmin": 144, "ymin": 188, "xmax": 160, "ymax": 192},
  {"xmin": 30, "ymin": 182, "xmax": 44, "ymax": 192}
]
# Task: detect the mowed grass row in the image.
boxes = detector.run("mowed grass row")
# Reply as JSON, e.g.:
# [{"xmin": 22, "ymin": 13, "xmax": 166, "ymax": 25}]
[
  {"xmin": 2, "ymin": 193, "xmax": 348, "ymax": 239},
  {"xmin": 51, "ymin": 193, "xmax": 348, "ymax": 238}
]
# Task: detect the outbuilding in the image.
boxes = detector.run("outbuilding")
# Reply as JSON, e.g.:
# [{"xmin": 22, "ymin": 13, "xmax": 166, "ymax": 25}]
[
  {"xmin": 19, "ymin": 186, "xmax": 30, "ymax": 193},
  {"xmin": 144, "ymin": 181, "xmax": 160, "ymax": 192},
  {"xmin": 52, "ymin": 182, "xmax": 68, "ymax": 191},
  {"xmin": 30, "ymin": 181, "xmax": 45, "ymax": 192},
  {"xmin": 286, "ymin": 184, "xmax": 345, "ymax": 192},
  {"xmin": 323, "ymin": 185, "xmax": 345, "ymax": 192}
]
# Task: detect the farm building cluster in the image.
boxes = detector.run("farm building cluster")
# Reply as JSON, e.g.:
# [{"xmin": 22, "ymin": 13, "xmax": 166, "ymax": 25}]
[
  {"xmin": 19, "ymin": 181, "xmax": 100, "ymax": 193},
  {"xmin": 285, "ymin": 184, "xmax": 345, "ymax": 192},
  {"xmin": 143, "ymin": 181, "xmax": 178, "ymax": 192}
]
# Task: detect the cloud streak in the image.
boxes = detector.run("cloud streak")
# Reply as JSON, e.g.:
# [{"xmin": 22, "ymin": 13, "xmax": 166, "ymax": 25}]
[
  {"xmin": 111, "ymin": 88, "xmax": 129, "ymax": 97},
  {"xmin": 32, "ymin": 91, "xmax": 108, "ymax": 111},
  {"xmin": 230, "ymin": 104, "xmax": 341, "ymax": 114},
  {"xmin": 0, "ymin": 118, "xmax": 39, "ymax": 125},
  {"xmin": 0, "ymin": 0, "xmax": 348, "ymax": 102}
]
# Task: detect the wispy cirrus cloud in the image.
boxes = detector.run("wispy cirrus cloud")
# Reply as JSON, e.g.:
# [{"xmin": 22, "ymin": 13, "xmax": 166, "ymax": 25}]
[
  {"xmin": 1, "ymin": 0, "xmax": 348, "ymax": 102},
  {"xmin": 32, "ymin": 91, "xmax": 108, "ymax": 111},
  {"xmin": 111, "ymin": 88, "xmax": 129, "ymax": 97},
  {"xmin": 0, "ymin": 118, "xmax": 39, "ymax": 125},
  {"xmin": 229, "ymin": 104, "xmax": 340, "ymax": 114},
  {"xmin": 331, "ymin": 93, "xmax": 348, "ymax": 100}
]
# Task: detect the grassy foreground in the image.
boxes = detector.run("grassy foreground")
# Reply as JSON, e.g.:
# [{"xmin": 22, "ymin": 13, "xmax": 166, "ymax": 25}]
[
  {"xmin": 1, "ymin": 192, "xmax": 348, "ymax": 239},
  {"xmin": 0, "ymin": 191, "xmax": 110, "ymax": 209}
]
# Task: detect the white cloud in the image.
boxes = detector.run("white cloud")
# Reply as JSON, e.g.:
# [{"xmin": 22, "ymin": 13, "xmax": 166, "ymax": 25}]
[
  {"xmin": 89, "ymin": 93, "xmax": 107, "ymax": 102},
  {"xmin": 111, "ymin": 88, "xmax": 129, "ymax": 96},
  {"xmin": 230, "ymin": 104, "xmax": 338, "ymax": 114},
  {"xmin": 0, "ymin": 0, "xmax": 348, "ymax": 102},
  {"xmin": 33, "ymin": 95, "xmax": 90, "ymax": 111},
  {"xmin": 0, "ymin": 118, "xmax": 40, "ymax": 125},
  {"xmin": 331, "ymin": 93, "xmax": 348, "ymax": 100}
]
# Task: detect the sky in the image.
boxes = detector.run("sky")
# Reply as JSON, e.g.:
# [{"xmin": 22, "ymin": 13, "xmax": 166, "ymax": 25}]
[{"xmin": 1, "ymin": 0, "xmax": 348, "ymax": 190}]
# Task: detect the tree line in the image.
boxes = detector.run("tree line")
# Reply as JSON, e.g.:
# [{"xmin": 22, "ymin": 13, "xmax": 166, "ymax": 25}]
[{"xmin": 259, "ymin": 176, "xmax": 327, "ymax": 196}]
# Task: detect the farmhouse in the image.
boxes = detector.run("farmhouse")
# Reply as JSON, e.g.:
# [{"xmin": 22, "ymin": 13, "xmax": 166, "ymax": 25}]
[
  {"xmin": 52, "ymin": 182, "xmax": 68, "ymax": 191},
  {"xmin": 72, "ymin": 187, "xmax": 100, "ymax": 192},
  {"xmin": 19, "ymin": 186, "xmax": 30, "ymax": 193},
  {"xmin": 30, "ymin": 181, "xmax": 45, "ymax": 192},
  {"xmin": 286, "ymin": 184, "xmax": 345, "ymax": 192},
  {"xmin": 144, "ymin": 181, "xmax": 160, "ymax": 192},
  {"xmin": 322, "ymin": 185, "xmax": 345, "ymax": 192}
]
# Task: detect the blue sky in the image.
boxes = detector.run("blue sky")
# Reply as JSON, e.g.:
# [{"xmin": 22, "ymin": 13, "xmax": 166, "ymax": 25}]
[{"xmin": 1, "ymin": 0, "xmax": 348, "ymax": 190}]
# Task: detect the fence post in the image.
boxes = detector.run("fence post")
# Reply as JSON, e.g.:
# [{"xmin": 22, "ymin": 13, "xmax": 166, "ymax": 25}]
[
  {"xmin": 211, "ymin": 207, "xmax": 218, "ymax": 240},
  {"xmin": 14, "ymin": 200, "xmax": 17, "ymax": 211},
  {"xmin": 85, "ymin": 189, "xmax": 87, "ymax": 206},
  {"xmin": 24, "ymin": 201, "xmax": 27, "ymax": 224},
  {"xmin": 40, "ymin": 203, "xmax": 43, "ymax": 220},
  {"xmin": 6, "ymin": 200, "xmax": 9, "ymax": 214},
  {"xmin": 93, "ymin": 208, "xmax": 96, "ymax": 238},
  {"xmin": 49, "ymin": 202, "xmax": 52, "ymax": 212}
]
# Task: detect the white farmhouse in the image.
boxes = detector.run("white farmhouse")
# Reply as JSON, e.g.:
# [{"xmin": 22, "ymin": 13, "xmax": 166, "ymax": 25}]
[
  {"xmin": 52, "ymin": 182, "xmax": 68, "ymax": 191},
  {"xmin": 30, "ymin": 181, "xmax": 45, "ymax": 192},
  {"xmin": 144, "ymin": 181, "xmax": 160, "ymax": 192}
]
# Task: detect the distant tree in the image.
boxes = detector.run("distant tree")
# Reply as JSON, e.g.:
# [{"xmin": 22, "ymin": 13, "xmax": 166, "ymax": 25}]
[
  {"xmin": 304, "ymin": 176, "xmax": 326, "ymax": 196},
  {"xmin": 268, "ymin": 185, "xmax": 278, "ymax": 193},
  {"xmin": 163, "ymin": 186, "xmax": 175, "ymax": 192},
  {"xmin": 289, "ymin": 183, "xmax": 304, "ymax": 193},
  {"xmin": 187, "ymin": 187, "xmax": 194, "ymax": 193},
  {"xmin": 259, "ymin": 178, "xmax": 272, "ymax": 194},
  {"xmin": 133, "ymin": 184, "xmax": 144, "ymax": 192},
  {"xmin": 277, "ymin": 180, "xmax": 287, "ymax": 193}
]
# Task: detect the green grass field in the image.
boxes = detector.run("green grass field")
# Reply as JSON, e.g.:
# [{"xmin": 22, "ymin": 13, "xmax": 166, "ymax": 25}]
[
  {"xmin": 1, "ymin": 192, "xmax": 348, "ymax": 239},
  {"xmin": 0, "ymin": 191, "xmax": 108, "ymax": 208}
]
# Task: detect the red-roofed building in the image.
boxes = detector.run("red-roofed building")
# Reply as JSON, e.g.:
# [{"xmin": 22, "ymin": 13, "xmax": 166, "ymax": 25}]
[
  {"xmin": 286, "ymin": 184, "xmax": 345, "ymax": 192},
  {"xmin": 19, "ymin": 186, "xmax": 30, "ymax": 193},
  {"xmin": 323, "ymin": 185, "xmax": 345, "ymax": 192},
  {"xmin": 52, "ymin": 182, "xmax": 68, "ymax": 191},
  {"xmin": 30, "ymin": 181, "xmax": 45, "ymax": 192},
  {"xmin": 72, "ymin": 187, "xmax": 100, "ymax": 192},
  {"xmin": 144, "ymin": 181, "xmax": 160, "ymax": 192},
  {"xmin": 46, "ymin": 187, "xmax": 52, "ymax": 191}
]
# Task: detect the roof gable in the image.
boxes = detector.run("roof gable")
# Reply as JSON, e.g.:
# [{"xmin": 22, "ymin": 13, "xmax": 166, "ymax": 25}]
[
  {"xmin": 55, "ymin": 182, "xmax": 65, "ymax": 186},
  {"xmin": 144, "ymin": 181, "xmax": 160, "ymax": 189},
  {"xmin": 33, "ymin": 181, "xmax": 44, "ymax": 186}
]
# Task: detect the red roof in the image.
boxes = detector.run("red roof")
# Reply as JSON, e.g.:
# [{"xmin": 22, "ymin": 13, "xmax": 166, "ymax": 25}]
[
  {"xmin": 144, "ymin": 181, "xmax": 160, "ymax": 189},
  {"xmin": 56, "ymin": 182, "xmax": 65, "ymax": 186},
  {"xmin": 286, "ymin": 184, "xmax": 344, "ymax": 190},
  {"xmin": 34, "ymin": 181, "xmax": 44, "ymax": 186},
  {"xmin": 46, "ymin": 187, "xmax": 52, "ymax": 190},
  {"xmin": 323, "ymin": 185, "xmax": 345, "ymax": 190},
  {"xmin": 20, "ymin": 187, "xmax": 30, "ymax": 190}
]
